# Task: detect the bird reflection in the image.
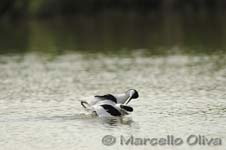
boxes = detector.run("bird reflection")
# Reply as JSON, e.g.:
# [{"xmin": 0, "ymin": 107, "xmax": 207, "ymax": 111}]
[{"xmin": 100, "ymin": 117, "xmax": 134, "ymax": 126}]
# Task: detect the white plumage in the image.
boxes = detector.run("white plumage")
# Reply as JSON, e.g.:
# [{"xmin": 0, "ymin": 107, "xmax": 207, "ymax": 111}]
[{"xmin": 80, "ymin": 89, "xmax": 139, "ymax": 117}]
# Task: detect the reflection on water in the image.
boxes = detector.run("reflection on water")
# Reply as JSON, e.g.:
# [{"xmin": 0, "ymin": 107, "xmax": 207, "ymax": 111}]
[
  {"xmin": 0, "ymin": 14, "xmax": 226, "ymax": 150},
  {"xmin": 0, "ymin": 14, "xmax": 226, "ymax": 54},
  {"xmin": 100, "ymin": 117, "xmax": 135, "ymax": 127}
]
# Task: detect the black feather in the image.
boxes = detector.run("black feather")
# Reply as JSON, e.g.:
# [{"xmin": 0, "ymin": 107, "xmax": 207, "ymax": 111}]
[
  {"xmin": 94, "ymin": 94, "xmax": 117, "ymax": 103},
  {"xmin": 120, "ymin": 105, "xmax": 133, "ymax": 112},
  {"xmin": 101, "ymin": 104, "xmax": 121, "ymax": 116}
]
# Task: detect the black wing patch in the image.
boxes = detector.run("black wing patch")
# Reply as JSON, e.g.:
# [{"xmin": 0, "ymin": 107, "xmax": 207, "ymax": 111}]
[
  {"xmin": 120, "ymin": 105, "xmax": 133, "ymax": 112},
  {"xmin": 94, "ymin": 94, "xmax": 117, "ymax": 103},
  {"xmin": 101, "ymin": 104, "xmax": 121, "ymax": 116}
]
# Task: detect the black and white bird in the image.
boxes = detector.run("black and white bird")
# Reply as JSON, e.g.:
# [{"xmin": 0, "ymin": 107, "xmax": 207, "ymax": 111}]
[
  {"xmin": 92, "ymin": 102, "xmax": 134, "ymax": 117},
  {"xmin": 80, "ymin": 89, "xmax": 139, "ymax": 117}
]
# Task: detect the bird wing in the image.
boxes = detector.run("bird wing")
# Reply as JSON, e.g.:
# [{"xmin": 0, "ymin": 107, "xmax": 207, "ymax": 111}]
[
  {"xmin": 120, "ymin": 105, "xmax": 133, "ymax": 112},
  {"xmin": 100, "ymin": 104, "xmax": 122, "ymax": 116},
  {"xmin": 94, "ymin": 94, "xmax": 117, "ymax": 103}
]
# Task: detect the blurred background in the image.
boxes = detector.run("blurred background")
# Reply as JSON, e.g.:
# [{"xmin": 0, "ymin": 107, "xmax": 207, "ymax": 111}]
[
  {"xmin": 1, "ymin": 1, "xmax": 226, "ymax": 150},
  {"xmin": 1, "ymin": 0, "xmax": 226, "ymax": 54}
]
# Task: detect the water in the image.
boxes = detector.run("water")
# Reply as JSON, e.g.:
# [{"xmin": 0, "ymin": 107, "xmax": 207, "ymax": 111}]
[
  {"xmin": 1, "ymin": 14, "xmax": 226, "ymax": 54},
  {"xmin": 0, "ymin": 14, "xmax": 226, "ymax": 150}
]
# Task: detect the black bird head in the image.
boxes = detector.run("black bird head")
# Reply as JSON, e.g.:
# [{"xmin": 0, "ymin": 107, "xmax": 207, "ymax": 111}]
[{"xmin": 125, "ymin": 89, "xmax": 139, "ymax": 104}]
